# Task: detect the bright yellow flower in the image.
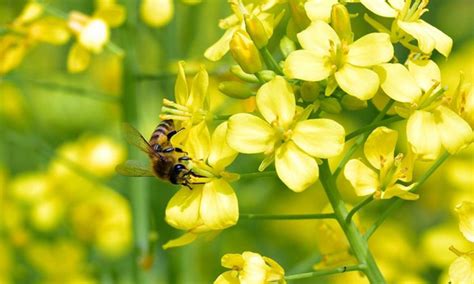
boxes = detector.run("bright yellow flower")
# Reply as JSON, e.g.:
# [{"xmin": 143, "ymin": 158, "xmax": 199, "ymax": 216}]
[
  {"xmin": 455, "ymin": 201, "xmax": 474, "ymax": 243},
  {"xmin": 140, "ymin": 0, "xmax": 174, "ymax": 27},
  {"xmin": 205, "ymin": 0, "xmax": 284, "ymax": 61},
  {"xmin": 451, "ymin": 76, "xmax": 474, "ymax": 128},
  {"xmin": 164, "ymin": 122, "xmax": 239, "ymax": 249},
  {"xmin": 227, "ymin": 76, "xmax": 345, "ymax": 192},
  {"xmin": 361, "ymin": 0, "xmax": 452, "ymax": 57},
  {"xmin": 215, "ymin": 251, "xmax": 286, "ymax": 284},
  {"xmin": 375, "ymin": 57, "xmax": 473, "ymax": 160},
  {"xmin": 344, "ymin": 127, "xmax": 418, "ymax": 200},
  {"xmin": 284, "ymin": 20, "xmax": 393, "ymax": 100}
]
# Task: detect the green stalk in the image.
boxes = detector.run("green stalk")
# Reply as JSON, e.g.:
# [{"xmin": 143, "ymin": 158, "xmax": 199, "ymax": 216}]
[
  {"xmin": 319, "ymin": 160, "xmax": 386, "ymax": 283},
  {"xmin": 239, "ymin": 213, "xmax": 336, "ymax": 220},
  {"xmin": 259, "ymin": 47, "xmax": 283, "ymax": 75},
  {"xmin": 345, "ymin": 116, "xmax": 403, "ymax": 141},
  {"xmin": 285, "ymin": 264, "xmax": 366, "ymax": 281},
  {"xmin": 364, "ymin": 151, "xmax": 450, "ymax": 239},
  {"xmin": 346, "ymin": 195, "xmax": 373, "ymax": 224}
]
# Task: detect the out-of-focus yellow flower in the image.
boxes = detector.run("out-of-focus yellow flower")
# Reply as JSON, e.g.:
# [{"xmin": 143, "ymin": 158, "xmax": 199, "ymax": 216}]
[
  {"xmin": 214, "ymin": 251, "xmax": 286, "ymax": 284},
  {"xmin": 376, "ymin": 57, "xmax": 473, "ymax": 160},
  {"xmin": 451, "ymin": 75, "xmax": 474, "ymax": 128},
  {"xmin": 10, "ymin": 172, "xmax": 52, "ymax": 204},
  {"xmin": 161, "ymin": 61, "xmax": 210, "ymax": 138},
  {"xmin": 227, "ymin": 76, "xmax": 345, "ymax": 192},
  {"xmin": 30, "ymin": 197, "xmax": 64, "ymax": 232},
  {"xmin": 140, "ymin": 0, "xmax": 174, "ymax": 27},
  {"xmin": 284, "ymin": 20, "xmax": 393, "ymax": 99},
  {"xmin": 164, "ymin": 122, "xmax": 239, "ymax": 249},
  {"xmin": 344, "ymin": 127, "xmax": 418, "ymax": 200},
  {"xmin": 67, "ymin": 0, "xmax": 125, "ymax": 73},
  {"xmin": 0, "ymin": 82, "xmax": 26, "ymax": 124},
  {"xmin": 0, "ymin": 35, "xmax": 29, "ymax": 74},
  {"xmin": 205, "ymin": 0, "xmax": 284, "ymax": 61},
  {"xmin": 361, "ymin": 0, "xmax": 452, "ymax": 57}
]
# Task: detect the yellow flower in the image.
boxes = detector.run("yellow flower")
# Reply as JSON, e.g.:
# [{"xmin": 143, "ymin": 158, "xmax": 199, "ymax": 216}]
[
  {"xmin": 227, "ymin": 76, "xmax": 345, "ymax": 192},
  {"xmin": 304, "ymin": 0, "xmax": 338, "ymax": 23},
  {"xmin": 455, "ymin": 201, "xmax": 474, "ymax": 243},
  {"xmin": 163, "ymin": 122, "xmax": 239, "ymax": 249},
  {"xmin": 204, "ymin": 0, "xmax": 284, "ymax": 61},
  {"xmin": 361, "ymin": 0, "xmax": 452, "ymax": 56},
  {"xmin": 344, "ymin": 127, "xmax": 418, "ymax": 200},
  {"xmin": 67, "ymin": 0, "xmax": 125, "ymax": 73},
  {"xmin": 215, "ymin": 251, "xmax": 285, "ymax": 284},
  {"xmin": 140, "ymin": 0, "xmax": 174, "ymax": 27},
  {"xmin": 375, "ymin": 57, "xmax": 473, "ymax": 160},
  {"xmin": 284, "ymin": 20, "xmax": 393, "ymax": 99},
  {"xmin": 452, "ymin": 76, "xmax": 474, "ymax": 128}
]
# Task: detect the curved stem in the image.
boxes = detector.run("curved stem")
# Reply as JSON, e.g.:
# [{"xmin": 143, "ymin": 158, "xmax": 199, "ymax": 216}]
[
  {"xmin": 345, "ymin": 116, "xmax": 403, "ymax": 141},
  {"xmin": 285, "ymin": 264, "xmax": 366, "ymax": 281},
  {"xmin": 239, "ymin": 171, "xmax": 276, "ymax": 179},
  {"xmin": 320, "ymin": 160, "xmax": 386, "ymax": 283},
  {"xmin": 364, "ymin": 151, "xmax": 450, "ymax": 240},
  {"xmin": 240, "ymin": 213, "xmax": 336, "ymax": 220},
  {"xmin": 346, "ymin": 195, "xmax": 373, "ymax": 224},
  {"xmin": 259, "ymin": 47, "xmax": 283, "ymax": 75}
]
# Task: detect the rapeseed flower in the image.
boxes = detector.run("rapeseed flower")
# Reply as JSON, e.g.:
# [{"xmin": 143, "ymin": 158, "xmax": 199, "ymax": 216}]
[
  {"xmin": 227, "ymin": 76, "xmax": 345, "ymax": 192},
  {"xmin": 344, "ymin": 127, "xmax": 418, "ymax": 200},
  {"xmin": 361, "ymin": 0, "xmax": 452, "ymax": 57},
  {"xmin": 284, "ymin": 20, "xmax": 393, "ymax": 99},
  {"xmin": 140, "ymin": 0, "xmax": 174, "ymax": 27},
  {"xmin": 215, "ymin": 251, "xmax": 285, "ymax": 284},
  {"xmin": 164, "ymin": 122, "xmax": 239, "ymax": 249},
  {"xmin": 375, "ymin": 57, "xmax": 473, "ymax": 160}
]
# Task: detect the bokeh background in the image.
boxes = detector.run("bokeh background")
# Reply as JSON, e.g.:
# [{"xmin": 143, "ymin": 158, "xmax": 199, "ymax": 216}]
[{"xmin": 0, "ymin": 0, "xmax": 473, "ymax": 283}]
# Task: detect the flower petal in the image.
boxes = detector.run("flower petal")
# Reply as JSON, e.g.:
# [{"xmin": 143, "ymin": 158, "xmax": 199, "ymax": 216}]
[
  {"xmin": 455, "ymin": 201, "xmax": 474, "ymax": 242},
  {"xmin": 347, "ymin": 33, "xmax": 393, "ymax": 67},
  {"xmin": 304, "ymin": 0, "xmax": 338, "ymax": 23},
  {"xmin": 344, "ymin": 159, "xmax": 379, "ymax": 196},
  {"xmin": 381, "ymin": 183, "xmax": 419, "ymax": 200},
  {"xmin": 284, "ymin": 50, "xmax": 332, "ymax": 81},
  {"xmin": 297, "ymin": 20, "xmax": 339, "ymax": 56},
  {"xmin": 335, "ymin": 64, "xmax": 379, "ymax": 100},
  {"xmin": 275, "ymin": 141, "xmax": 319, "ymax": 192},
  {"xmin": 214, "ymin": 271, "xmax": 240, "ymax": 284},
  {"xmin": 200, "ymin": 179, "xmax": 238, "ymax": 231},
  {"xmin": 364, "ymin": 126, "xmax": 397, "ymax": 170},
  {"xmin": 163, "ymin": 233, "xmax": 198, "ymax": 249},
  {"xmin": 208, "ymin": 122, "xmax": 238, "ymax": 171},
  {"xmin": 221, "ymin": 253, "xmax": 245, "ymax": 269},
  {"xmin": 449, "ymin": 255, "xmax": 474, "ymax": 284},
  {"xmin": 227, "ymin": 113, "xmax": 276, "ymax": 154},
  {"xmin": 407, "ymin": 110, "xmax": 441, "ymax": 160},
  {"xmin": 292, "ymin": 119, "xmax": 345, "ymax": 158},
  {"xmin": 374, "ymin": 63, "xmax": 421, "ymax": 103},
  {"xmin": 175, "ymin": 61, "xmax": 188, "ymax": 106},
  {"xmin": 360, "ymin": 0, "xmax": 398, "ymax": 18},
  {"xmin": 241, "ymin": 252, "xmax": 268, "ymax": 284},
  {"xmin": 434, "ymin": 105, "xmax": 473, "ymax": 154},
  {"xmin": 257, "ymin": 76, "xmax": 295, "ymax": 128},
  {"xmin": 398, "ymin": 20, "xmax": 452, "ymax": 57},
  {"xmin": 204, "ymin": 27, "xmax": 237, "ymax": 61},
  {"xmin": 165, "ymin": 186, "xmax": 203, "ymax": 230},
  {"xmin": 407, "ymin": 58, "xmax": 441, "ymax": 92},
  {"xmin": 67, "ymin": 43, "xmax": 91, "ymax": 73},
  {"xmin": 184, "ymin": 121, "xmax": 211, "ymax": 161},
  {"xmin": 187, "ymin": 65, "xmax": 209, "ymax": 111}
]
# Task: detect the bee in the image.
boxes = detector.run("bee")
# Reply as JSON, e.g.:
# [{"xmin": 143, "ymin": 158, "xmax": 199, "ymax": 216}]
[{"xmin": 116, "ymin": 120, "xmax": 199, "ymax": 187}]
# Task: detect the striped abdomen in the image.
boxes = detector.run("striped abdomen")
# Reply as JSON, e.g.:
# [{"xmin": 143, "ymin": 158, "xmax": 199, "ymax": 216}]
[{"xmin": 148, "ymin": 119, "xmax": 176, "ymax": 153}]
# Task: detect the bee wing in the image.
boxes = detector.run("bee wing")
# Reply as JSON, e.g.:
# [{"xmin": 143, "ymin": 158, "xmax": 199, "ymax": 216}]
[
  {"xmin": 122, "ymin": 123, "xmax": 153, "ymax": 154},
  {"xmin": 116, "ymin": 160, "xmax": 155, "ymax": 177}
]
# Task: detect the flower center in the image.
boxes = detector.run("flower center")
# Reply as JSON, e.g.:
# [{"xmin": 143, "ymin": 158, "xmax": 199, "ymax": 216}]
[{"xmin": 328, "ymin": 40, "xmax": 349, "ymax": 71}]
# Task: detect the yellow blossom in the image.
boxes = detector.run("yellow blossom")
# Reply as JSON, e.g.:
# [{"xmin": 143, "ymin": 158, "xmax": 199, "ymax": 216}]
[
  {"xmin": 163, "ymin": 122, "xmax": 239, "ymax": 249},
  {"xmin": 214, "ymin": 251, "xmax": 286, "ymax": 284},
  {"xmin": 361, "ymin": 0, "xmax": 452, "ymax": 56},
  {"xmin": 344, "ymin": 127, "xmax": 418, "ymax": 200},
  {"xmin": 284, "ymin": 20, "xmax": 393, "ymax": 99},
  {"xmin": 455, "ymin": 201, "xmax": 474, "ymax": 243},
  {"xmin": 451, "ymin": 75, "xmax": 474, "ymax": 128},
  {"xmin": 375, "ymin": 57, "xmax": 473, "ymax": 160},
  {"xmin": 140, "ymin": 0, "xmax": 174, "ymax": 27},
  {"xmin": 227, "ymin": 76, "xmax": 345, "ymax": 192}
]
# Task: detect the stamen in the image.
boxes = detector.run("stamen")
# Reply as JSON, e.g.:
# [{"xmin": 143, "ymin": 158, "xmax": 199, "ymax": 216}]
[
  {"xmin": 162, "ymin": 98, "xmax": 190, "ymax": 112},
  {"xmin": 161, "ymin": 106, "xmax": 192, "ymax": 117},
  {"xmin": 159, "ymin": 114, "xmax": 189, "ymax": 121}
]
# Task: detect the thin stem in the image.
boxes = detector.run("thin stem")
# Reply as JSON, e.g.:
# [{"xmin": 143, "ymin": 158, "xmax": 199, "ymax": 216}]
[
  {"xmin": 319, "ymin": 160, "xmax": 386, "ymax": 283},
  {"xmin": 285, "ymin": 264, "xmax": 366, "ymax": 281},
  {"xmin": 364, "ymin": 151, "xmax": 450, "ymax": 240},
  {"xmin": 345, "ymin": 116, "xmax": 403, "ymax": 141},
  {"xmin": 346, "ymin": 195, "xmax": 373, "ymax": 224},
  {"xmin": 214, "ymin": 114, "xmax": 232, "ymax": 121},
  {"xmin": 334, "ymin": 100, "xmax": 395, "ymax": 178},
  {"xmin": 239, "ymin": 171, "xmax": 276, "ymax": 179},
  {"xmin": 239, "ymin": 213, "xmax": 336, "ymax": 220},
  {"xmin": 259, "ymin": 47, "xmax": 283, "ymax": 75}
]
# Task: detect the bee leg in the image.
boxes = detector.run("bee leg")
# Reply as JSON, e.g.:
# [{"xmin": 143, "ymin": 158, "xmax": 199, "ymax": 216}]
[
  {"xmin": 166, "ymin": 130, "xmax": 177, "ymax": 139},
  {"xmin": 162, "ymin": 147, "xmax": 175, "ymax": 153},
  {"xmin": 178, "ymin": 156, "xmax": 191, "ymax": 161},
  {"xmin": 174, "ymin": 147, "xmax": 188, "ymax": 155}
]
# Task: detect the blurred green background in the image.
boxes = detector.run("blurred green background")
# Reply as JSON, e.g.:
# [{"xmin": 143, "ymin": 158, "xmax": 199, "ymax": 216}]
[{"xmin": 0, "ymin": 0, "xmax": 473, "ymax": 283}]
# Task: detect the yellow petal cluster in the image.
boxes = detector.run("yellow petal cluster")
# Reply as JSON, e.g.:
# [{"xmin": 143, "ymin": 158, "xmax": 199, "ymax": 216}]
[
  {"xmin": 344, "ymin": 127, "xmax": 418, "ymax": 200},
  {"xmin": 215, "ymin": 251, "xmax": 285, "ymax": 284},
  {"xmin": 140, "ymin": 0, "xmax": 174, "ymax": 27},
  {"xmin": 227, "ymin": 76, "xmax": 345, "ymax": 192}
]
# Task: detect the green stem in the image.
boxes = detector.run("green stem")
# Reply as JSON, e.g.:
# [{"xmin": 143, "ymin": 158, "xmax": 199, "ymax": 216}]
[
  {"xmin": 364, "ymin": 151, "xmax": 450, "ymax": 240},
  {"xmin": 345, "ymin": 116, "xmax": 403, "ymax": 141},
  {"xmin": 239, "ymin": 213, "xmax": 336, "ymax": 220},
  {"xmin": 213, "ymin": 114, "xmax": 232, "ymax": 121},
  {"xmin": 319, "ymin": 160, "xmax": 386, "ymax": 283},
  {"xmin": 285, "ymin": 264, "xmax": 366, "ymax": 281},
  {"xmin": 239, "ymin": 171, "xmax": 276, "ymax": 179},
  {"xmin": 346, "ymin": 195, "xmax": 373, "ymax": 224},
  {"xmin": 259, "ymin": 47, "xmax": 283, "ymax": 75},
  {"xmin": 334, "ymin": 100, "xmax": 395, "ymax": 178}
]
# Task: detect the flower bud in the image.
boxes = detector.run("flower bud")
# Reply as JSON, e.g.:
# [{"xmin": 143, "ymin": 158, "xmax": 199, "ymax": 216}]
[
  {"xmin": 230, "ymin": 65, "xmax": 259, "ymax": 83},
  {"xmin": 280, "ymin": 36, "xmax": 296, "ymax": 58},
  {"xmin": 300, "ymin": 81, "xmax": 320, "ymax": 102},
  {"xmin": 320, "ymin": 97, "xmax": 341, "ymax": 114},
  {"xmin": 331, "ymin": 4, "xmax": 352, "ymax": 43},
  {"xmin": 244, "ymin": 14, "xmax": 269, "ymax": 49},
  {"xmin": 140, "ymin": 0, "xmax": 174, "ymax": 28},
  {"xmin": 257, "ymin": 70, "xmax": 276, "ymax": 82},
  {"xmin": 219, "ymin": 81, "xmax": 254, "ymax": 99},
  {"xmin": 230, "ymin": 30, "xmax": 263, "ymax": 74},
  {"xmin": 341, "ymin": 95, "xmax": 367, "ymax": 110}
]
